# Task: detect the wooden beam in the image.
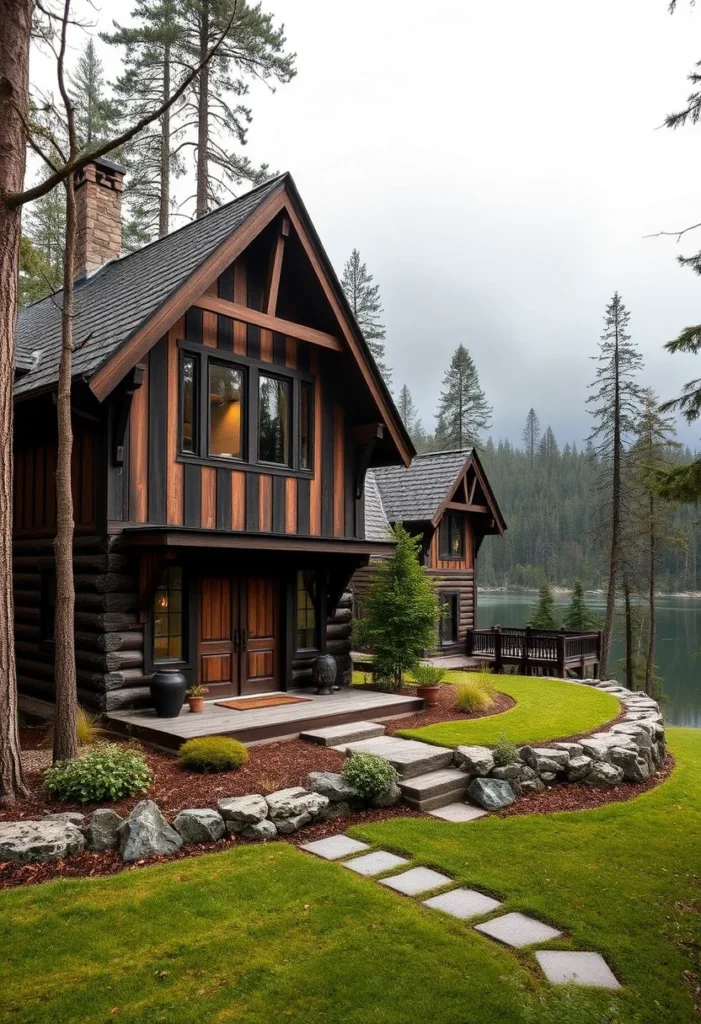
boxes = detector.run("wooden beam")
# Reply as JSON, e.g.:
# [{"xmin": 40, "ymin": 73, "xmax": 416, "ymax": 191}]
[
  {"xmin": 445, "ymin": 501, "xmax": 490, "ymax": 514},
  {"xmin": 193, "ymin": 293, "xmax": 342, "ymax": 353},
  {"xmin": 352, "ymin": 423, "xmax": 384, "ymax": 445},
  {"xmin": 112, "ymin": 363, "xmax": 145, "ymax": 466},
  {"xmin": 265, "ymin": 219, "xmax": 288, "ymax": 316}
]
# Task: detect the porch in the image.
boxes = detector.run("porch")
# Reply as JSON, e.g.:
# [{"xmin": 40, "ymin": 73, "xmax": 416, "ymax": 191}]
[
  {"xmin": 467, "ymin": 626, "xmax": 601, "ymax": 678},
  {"xmin": 104, "ymin": 686, "xmax": 424, "ymax": 751}
]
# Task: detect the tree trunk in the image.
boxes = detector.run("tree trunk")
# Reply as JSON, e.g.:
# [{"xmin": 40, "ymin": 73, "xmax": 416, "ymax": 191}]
[
  {"xmin": 52, "ymin": 171, "xmax": 78, "ymax": 763},
  {"xmin": 600, "ymin": 322, "xmax": 621, "ymax": 677},
  {"xmin": 624, "ymin": 577, "xmax": 633, "ymax": 690},
  {"xmin": 646, "ymin": 493, "xmax": 656, "ymax": 696},
  {"xmin": 0, "ymin": 0, "xmax": 34, "ymax": 804},
  {"xmin": 159, "ymin": 40, "xmax": 171, "ymax": 237},
  {"xmin": 195, "ymin": 2, "xmax": 209, "ymax": 218}
]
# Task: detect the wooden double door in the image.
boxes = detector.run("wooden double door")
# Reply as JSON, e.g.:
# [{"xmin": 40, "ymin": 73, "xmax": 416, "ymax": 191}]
[{"xmin": 198, "ymin": 576, "xmax": 281, "ymax": 697}]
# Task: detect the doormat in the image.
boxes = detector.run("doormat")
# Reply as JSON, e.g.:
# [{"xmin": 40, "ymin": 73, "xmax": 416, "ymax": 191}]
[{"xmin": 215, "ymin": 694, "xmax": 313, "ymax": 711}]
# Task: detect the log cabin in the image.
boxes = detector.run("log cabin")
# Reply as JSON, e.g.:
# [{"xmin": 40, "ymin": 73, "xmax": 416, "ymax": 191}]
[
  {"xmin": 13, "ymin": 158, "xmax": 414, "ymax": 718},
  {"xmin": 352, "ymin": 449, "xmax": 506, "ymax": 656}
]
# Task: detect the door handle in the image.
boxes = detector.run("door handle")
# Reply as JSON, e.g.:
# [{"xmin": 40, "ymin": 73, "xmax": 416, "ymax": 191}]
[
  {"xmin": 233, "ymin": 629, "xmax": 240, "ymax": 652},
  {"xmin": 241, "ymin": 629, "xmax": 248, "ymax": 652}
]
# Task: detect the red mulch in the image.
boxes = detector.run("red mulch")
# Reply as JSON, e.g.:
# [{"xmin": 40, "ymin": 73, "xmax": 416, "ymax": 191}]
[{"xmin": 384, "ymin": 685, "xmax": 515, "ymax": 734}]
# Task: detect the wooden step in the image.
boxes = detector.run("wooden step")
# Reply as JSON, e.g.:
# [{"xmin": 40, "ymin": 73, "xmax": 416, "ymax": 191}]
[
  {"xmin": 399, "ymin": 768, "xmax": 470, "ymax": 811},
  {"xmin": 300, "ymin": 721, "xmax": 386, "ymax": 746}
]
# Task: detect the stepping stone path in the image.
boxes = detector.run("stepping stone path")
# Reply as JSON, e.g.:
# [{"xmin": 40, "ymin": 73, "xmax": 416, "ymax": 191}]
[
  {"xmin": 427, "ymin": 802, "xmax": 488, "ymax": 822},
  {"xmin": 301, "ymin": 834, "xmax": 621, "ymax": 992}
]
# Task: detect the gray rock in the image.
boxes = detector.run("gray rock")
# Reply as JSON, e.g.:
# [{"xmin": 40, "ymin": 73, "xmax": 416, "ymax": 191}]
[
  {"xmin": 509, "ymin": 778, "xmax": 524, "ymax": 797},
  {"xmin": 173, "ymin": 809, "xmax": 226, "ymax": 844},
  {"xmin": 579, "ymin": 738, "xmax": 612, "ymax": 762},
  {"xmin": 652, "ymin": 741, "xmax": 666, "ymax": 767},
  {"xmin": 306, "ymin": 771, "xmax": 361, "ymax": 805},
  {"xmin": 318, "ymin": 801, "xmax": 353, "ymax": 822},
  {"xmin": 454, "ymin": 745, "xmax": 495, "ymax": 776},
  {"xmin": 242, "ymin": 819, "xmax": 278, "ymax": 839},
  {"xmin": 610, "ymin": 724, "xmax": 653, "ymax": 748},
  {"xmin": 371, "ymin": 781, "xmax": 402, "ymax": 808},
  {"xmin": 529, "ymin": 747, "xmax": 571, "ymax": 768},
  {"xmin": 518, "ymin": 765, "xmax": 539, "ymax": 782},
  {"xmin": 520, "ymin": 778, "xmax": 545, "ymax": 794},
  {"xmin": 566, "ymin": 755, "xmax": 594, "ymax": 782},
  {"xmin": 540, "ymin": 772, "xmax": 557, "ymax": 784},
  {"xmin": 271, "ymin": 811, "xmax": 313, "ymax": 834},
  {"xmin": 118, "ymin": 800, "xmax": 183, "ymax": 862},
  {"xmin": 551, "ymin": 742, "xmax": 584, "ymax": 757},
  {"xmin": 265, "ymin": 788, "xmax": 328, "ymax": 820},
  {"xmin": 85, "ymin": 809, "xmax": 124, "ymax": 851},
  {"xmin": 609, "ymin": 747, "xmax": 650, "ymax": 783},
  {"xmin": 584, "ymin": 762, "xmax": 625, "ymax": 787},
  {"xmin": 467, "ymin": 777, "xmax": 516, "ymax": 810},
  {"xmin": 43, "ymin": 811, "xmax": 87, "ymax": 828},
  {"xmin": 491, "ymin": 764, "xmax": 522, "ymax": 780},
  {"xmin": 519, "ymin": 746, "xmax": 566, "ymax": 775},
  {"xmin": 0, "ymin": 820, "xmax": 84, "ymax": 863},
  {"xmin": 217, "ymin": 794, "xmax": 268, "ymax": 831}
]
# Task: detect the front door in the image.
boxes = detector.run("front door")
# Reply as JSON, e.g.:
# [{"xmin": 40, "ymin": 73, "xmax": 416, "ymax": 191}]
[{"xmin": 198, "ymin": 576, "xmax": 281, "ymax": 698}]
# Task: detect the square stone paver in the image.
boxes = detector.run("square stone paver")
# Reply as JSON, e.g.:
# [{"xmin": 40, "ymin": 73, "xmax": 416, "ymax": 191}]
[
  {"xmin": 342, "ymin": 851, "xmax": 410, "ymax": 876},
  {"xmin": 301, "ymin": 836, "xmax": 369, "ymax": 860},
  {"xmin": 423, "ymin": 888, "xmax": 502, "ymax": 920},
  {"xmin": 428, "ymin": 803, "xmax": 488, "ymax": 822},
  {"xmin": 474, "ymin": 912, "xmax": 562, "ymax": 948},
  {"xmin": 379, "ymin": 866, "xmax": 452, "ymax": 896},
  {"xmin": 535, "ymin": 951, "xmax": 621, "ymax": 990}
]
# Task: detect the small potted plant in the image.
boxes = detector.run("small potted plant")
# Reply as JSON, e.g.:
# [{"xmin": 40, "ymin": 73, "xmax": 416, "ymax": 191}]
[
  {"xmin": 412, "ymin": 664, "xmax": 445, "ymax": 708},
  {"xmin": 186, "ymin": 685, "xmax": 209, "ymax": 713}
]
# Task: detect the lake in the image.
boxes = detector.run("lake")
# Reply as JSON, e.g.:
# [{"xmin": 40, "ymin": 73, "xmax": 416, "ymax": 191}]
[{"xmin": 477, "ymin": 592, "xmax": 701, "ymax": 728}]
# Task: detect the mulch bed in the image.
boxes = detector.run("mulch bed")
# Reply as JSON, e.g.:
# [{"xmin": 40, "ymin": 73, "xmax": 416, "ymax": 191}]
[{"xmin": 383, "ymin": 685, "xmax": 515, "ymax": 734}]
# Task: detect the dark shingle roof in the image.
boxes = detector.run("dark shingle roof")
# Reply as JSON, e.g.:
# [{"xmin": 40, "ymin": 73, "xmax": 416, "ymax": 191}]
[
  {"xmin": 14, "ymin": 174, "xmax": 286, "ymax": 397},
  {"xmin": 364, "ymin": 471, "xmax": 392, "ymax": 541},
  {"xmin": 371, "ymin": 449, "xmax": 471, "ymax": 523}
]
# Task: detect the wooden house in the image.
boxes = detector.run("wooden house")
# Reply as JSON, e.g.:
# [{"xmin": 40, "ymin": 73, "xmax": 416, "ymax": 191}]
[
  {"xmin": 13, "ymin": 159, "xmax": 414, "ymax": 719},
  {"xmin": 352, "ymin": 449, "xmax": 506, "ymax": 655}
]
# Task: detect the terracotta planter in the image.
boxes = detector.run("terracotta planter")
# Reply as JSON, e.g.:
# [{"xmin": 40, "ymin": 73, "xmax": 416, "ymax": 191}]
[
  {"xmin": 416, "ymin": 684, "xmax": 441, "ymax": 708},
  {"xmin": 188, "ymin": 696, "xmax": 205, "ymax": 713}
]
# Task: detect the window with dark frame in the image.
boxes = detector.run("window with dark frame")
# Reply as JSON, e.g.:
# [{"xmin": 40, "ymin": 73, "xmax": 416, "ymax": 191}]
[
  {"xmin": 439, "ymin": 592, "xmax": 459, "ymax": 645},
  {"xmin": 209, "ymin": 362, "xmax": 244, "ymax": 460},
  {"xmin": 181, "ymin": 354, "xmax": 198, "ymax": 454},
  {"xmin": 300, "ymin": 382, "xmax": 312, "ymax": 470},
  {"xmin": 296, "ymin": 571, "xmax": 318, "ymax": 651},
  {"xmin": 40, "ymin": 569, "xmax": 56, "ymax": 643},
  {"xmin": 259, "ymin": 374, "xmax": 290, "ymax": 465},
  {"xmin": 153, "ymin": 566, "xmax": 185, "ymax": 662},
  {"xmin": 439, "ymin": 512, "xmax": 464, "ymax": 559}
]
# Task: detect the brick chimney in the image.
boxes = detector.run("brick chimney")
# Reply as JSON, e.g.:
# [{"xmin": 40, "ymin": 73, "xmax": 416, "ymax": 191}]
[{"xmin": 73, "ymin": 156, "xmax": 126, "ymax": 279}]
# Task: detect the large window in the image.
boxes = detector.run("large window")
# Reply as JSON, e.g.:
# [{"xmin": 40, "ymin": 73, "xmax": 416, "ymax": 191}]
[
  {"xmin": 209, "ymin": 362, "xmax": 244, "ymax": 459},
  {"xmin": 439, "ymin": 513, "xmax": 464, "ymax": 559},
  {"xmin": 296, "ymin": 571, "xmax": 318, "ymax": 650},
  {"xmin": 153, "ymin": 566, "xmax": 185, "ymax": 662},
  {"xmin": 259, "ymin": 374, "xmax": 290, "ymax": 465}
]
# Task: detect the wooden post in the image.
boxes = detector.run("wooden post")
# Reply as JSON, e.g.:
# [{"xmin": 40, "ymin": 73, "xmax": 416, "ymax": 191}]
[
  {"xmin": 521, "ymin": 625, "xmax": 531, "ymax": 676},
  {"xmin": 466, "ymin": 629, "xmax": 473, "ymax": 657},
  {"xmin": 494, "ymin": 625, "xmax": 503, "ymax": 675},
  {"xmin": 556, "ymin": 633, "xmax": 566, "ymax": 679}
]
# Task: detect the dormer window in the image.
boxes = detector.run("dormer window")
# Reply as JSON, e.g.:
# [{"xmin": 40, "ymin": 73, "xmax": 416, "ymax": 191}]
[{"xmin": 439, "ymin": 512, "xmax": 464, "ymax": 559}]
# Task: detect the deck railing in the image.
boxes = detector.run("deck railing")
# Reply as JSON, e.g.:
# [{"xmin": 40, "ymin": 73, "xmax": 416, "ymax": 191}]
[{"xmin": 467, "ymin": 626, "xmax": 601, "ymax": 677}]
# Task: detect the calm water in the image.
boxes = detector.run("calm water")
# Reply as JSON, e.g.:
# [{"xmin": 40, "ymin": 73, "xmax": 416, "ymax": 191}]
[{"xmin": 477, "ymin": 592, "xmax": 701, "ymax": 728}]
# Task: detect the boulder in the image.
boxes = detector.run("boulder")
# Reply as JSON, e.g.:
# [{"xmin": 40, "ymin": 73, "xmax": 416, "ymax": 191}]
[
  {"xmin": 579, "ymin": 738, "xmax": 612, "ymax": 762},
  {"xmin": 43, "ymin": 811, "xmax": 87, "ymax": 828},
  {"xmin": 584, "ymin": 762, "xmax": 624, "ymax": 787},
  {"xmin": 371, "ymin": 782, "xmax": 402, "ymax": 808},
  {"xmin": 530, "ymin": 747, "xmax": 571, "ymax": 767},
  {"xmin": 520, "ymin": 747, "xmax": 564, "ymax": 775},
  {"xmin": 217, "ymin": 795, "xmax": 268, "ymax": 832},
  {"xmin": 118, "ymin": 800, "xmax": 183, "ymax": 862},
  {"xmin": 306, "ymin": 771, "xmax": 361, "ymax": 805},
  {"xmin": 85, "ymin": 809, "xmax": 124, "ymax": 851},
  {"xmin": 467, "ymin": 777, "xmax": 515, "ymax": 810},
  {"xmin": 173, "ymin": 809, "xmax": 226, "ymax": 844},
  {"xmin": 652, "ymin": 742, "xmax": 666, "ymax": 768},
  {"xmin": 566, "ymin": 755, "xmax": 593, "ymax": 782},
  {"xmin": 319, "ymin": 801, "xmax": 353, "ymax": 822},
  {"xmin": 518, "ymin": 765, "xmax": 539, "ymax": 782},
  {"xmin": 0, "ymin": 820, "xmax": 84, "ymax": 863},
  {"xmin": 609, "ymin": 747, "xmax": 650, "ymax": 783},
  {"xmin": 454, "ymin": 745, "xmax": 495, "ymax": 776},
  {"xmin": 271, "ymin": 811, "xmax": 313, "ymax": 834},
  {"xmin": 265, "ymin": 788, "xmax": 328, "ymax": 820},
  {"xmin": 610, "ymin": 724, "xmax": 653, "ymax": 748},
  {"xmin": 491, "ymin": 764, "xmax": 522, "ymax": 781},
  {"xmin": 551, "ymin": 742, "xmax": 584, "ymax": 757},
  {"xmin": 540, "ymin": 772, "xmax": 557, "ymax": 785},
  {"xmin": 520, "ymin": 778, "xmax": 545, "ymax": 794},
  {"xmin": 242, "ymin": 819, "xmax": 278, "ymax": 840}
]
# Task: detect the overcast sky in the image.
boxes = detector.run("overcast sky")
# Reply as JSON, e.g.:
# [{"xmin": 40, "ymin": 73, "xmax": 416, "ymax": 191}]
[{"xmin": 32, "ymin": 0, "xmax": 701, "ymax": 448}]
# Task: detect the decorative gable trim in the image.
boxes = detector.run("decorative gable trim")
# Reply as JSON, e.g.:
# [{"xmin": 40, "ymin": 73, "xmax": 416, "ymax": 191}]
[{"xmin": 430, "ymin": 450, "xmax": 506, "ymax": 534}]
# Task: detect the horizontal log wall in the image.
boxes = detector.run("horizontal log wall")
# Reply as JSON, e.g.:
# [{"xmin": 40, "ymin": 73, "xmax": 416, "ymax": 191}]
[{"xmin": 291, "ymin": 590, "xmax": 352, "ymax": 687}]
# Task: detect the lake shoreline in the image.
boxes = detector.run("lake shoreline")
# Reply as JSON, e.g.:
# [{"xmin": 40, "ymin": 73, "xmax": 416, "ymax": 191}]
[{"xmin": 478, "ymin": 587, "xmax": 701, "ymax": 600}]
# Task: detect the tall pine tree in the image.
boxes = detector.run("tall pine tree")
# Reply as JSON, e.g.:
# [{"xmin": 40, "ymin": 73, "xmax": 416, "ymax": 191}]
[
  {"xmin": 522, "ymin": 408, "xmax": 540, "ymax": 466},
  {"xmin": 434, "ymin": 344, "xmax": 492, "ymax": 450},
  {"xmin": 341, "ymin": 248, "xmax": 392, "ymax": 387},
  {"xmin": 397, "ymin": 384, "xmax": 427, "ymax": 450},
  {"xmin": 69, "ymin": 40, "xmax": 121, "ymax": 151}
]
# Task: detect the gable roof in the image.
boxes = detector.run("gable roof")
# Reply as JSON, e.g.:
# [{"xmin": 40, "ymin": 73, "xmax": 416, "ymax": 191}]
[
  {"xmin": 14, "ymin": 175, "xmax": 285, "ymax": 397},
  {"xmin": 364, "ymin": 471, "xmax": 392, "ymax": 542}
]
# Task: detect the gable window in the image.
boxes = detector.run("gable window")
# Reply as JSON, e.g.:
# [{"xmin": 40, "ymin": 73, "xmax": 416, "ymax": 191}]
[
  {"xmin": 153, "ymin": 566, "xmax": 185, "ymax": 662},
  {"xmin": 439, "ymin": 512, "xmax": 464, "ymax": 559},
  {"xmin": 181, "ymin": 355, "xmax": 197, "ymax": 454},
  {"xmin": 300, "ymin": 382, "xmax": 313, "ymax": 470},
  {"xmin": 209, "ymin": 362, "xmax": 244, "ymax": 459},
  {"xmin": 296, "ymin": 571, "xmax": 318, "ymax": 650},
  {"xmin": 259, "ymin": 374, "xmax": 290, "ymax": 465}
]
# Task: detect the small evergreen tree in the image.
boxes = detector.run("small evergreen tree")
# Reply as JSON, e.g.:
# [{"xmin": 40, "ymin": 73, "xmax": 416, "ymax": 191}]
[
  {"xmin": 527, "ymin": 580, "xmax": 559, "ymax": 629},
  {"xmin": 341, "ymin": 248, "xmax": 391, "ymax": 387},
  {"xmin": 562, "ymin": 580, "xmax": 598, "ymax": 630},
  {"xmin": 434, "ymin": 344, "xmax": 492, "ymax": 449},
  {"xmin": 522, "ymin": 407, "xmax": 541, "ymax": 466},
  {"xmin": 355, "ymin": 525, "xmax": 438, "ymax": 687}
]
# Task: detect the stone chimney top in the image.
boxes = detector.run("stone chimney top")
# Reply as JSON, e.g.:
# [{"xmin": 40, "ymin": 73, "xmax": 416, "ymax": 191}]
[{"xmin": 74, "ymin": 156, "xmax": 126, "ymax": 280}]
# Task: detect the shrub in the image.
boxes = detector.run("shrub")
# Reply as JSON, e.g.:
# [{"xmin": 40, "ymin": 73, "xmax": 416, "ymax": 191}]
[
  {"xmin": 371, "ymin": 675, "xmax": 402, "ymax": 694},
  {"xmin": 76, "ymin": 707, "xmax": 103, "ymax": 746},
  {"xmin": 179, "ymin": 736, "xmax": 248, "ymax": 773},
  {"xmin": 454, "ymin": 680, "xmax": 494, "ymax": 713},
  {"xmin": 492, "ymin": 734, "xmax": 521, "ymax": 767},
  {"xmin": 342, "ymin": 752, "xmax": 399, "ymax": 800},
  {"xmin": 412, "ymin": 665, "xmax": 445, "ymax": 687},
  {"xmin": 43, "ymin": 743, "xmax": 152, "ymax": 803}
]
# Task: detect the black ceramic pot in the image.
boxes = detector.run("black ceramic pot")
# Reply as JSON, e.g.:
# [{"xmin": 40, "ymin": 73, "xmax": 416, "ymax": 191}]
[
  {"xmin": 312, "ymin": 654, "xmax": 337, "ymax": 695},
  {"xmin": 150, "ymin": 668, "xmax": 187, "ymax": 718}
]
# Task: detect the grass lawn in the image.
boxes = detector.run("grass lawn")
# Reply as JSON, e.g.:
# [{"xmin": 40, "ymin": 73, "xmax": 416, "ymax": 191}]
[
  {"xmin": 397, "ymin": 672, "xmax": 620, "ymax": 747},
  {"xmin": 1, "ymin": 729, "xmax": 698, "ymax": 1023}
]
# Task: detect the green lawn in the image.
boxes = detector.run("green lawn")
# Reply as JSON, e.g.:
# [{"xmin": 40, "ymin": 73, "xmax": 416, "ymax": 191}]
[{"xmin": 397, "ymin": 673, "xmax": 620, "ymax": 747}]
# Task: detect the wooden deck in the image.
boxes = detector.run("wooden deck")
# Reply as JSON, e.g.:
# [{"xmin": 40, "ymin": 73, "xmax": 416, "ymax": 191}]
[
  {"xmin": 467, "ymin": 627, "xmax": 601, "ymax": 677},
  {"xmin": 104, "ymin": 688, "xmax": 425, "ymax": 751}
]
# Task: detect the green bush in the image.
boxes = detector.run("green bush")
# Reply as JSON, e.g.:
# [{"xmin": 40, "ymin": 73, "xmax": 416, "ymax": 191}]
[
  {"xmin": 179, "ymin": 736, "xmax": 249, "ymax": 773},
  {"xmin": 371, "ymin": 675, "xmax": 402, "ymax": 694},
  {"xmin": 411, "ymin": 664, "xmax": 445, "ymax": 687},
  {"xmin": 454, "ymin": 680, "xmax": 494, "ymax": 713},
  {"xmin": 492, "ymin": 734, "xmax": 521, "ymax": 767},
  {"xmin": 43, "ymin": 743, "xmax": 152, "ymax": 803},
  {"xmin": 342, "ymin": 752, "xmax": 399, "ymax": 800}
]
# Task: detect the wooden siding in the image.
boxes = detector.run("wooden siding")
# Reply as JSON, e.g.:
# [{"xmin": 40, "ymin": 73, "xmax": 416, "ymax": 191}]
[
  {"xmin": 427, "ymin": 516, "xmax": 474, "ymax": 571},
  {"xmin": 14, "ymin": 428, "xmax": 96, "ymax": 534}
]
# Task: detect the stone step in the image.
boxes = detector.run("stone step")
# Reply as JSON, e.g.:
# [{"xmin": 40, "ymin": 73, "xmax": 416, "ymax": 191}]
[
  {"xmin": 399, "ymin": 768, "xmax": 470, "ymax": 811},
  {"xmin": 336, "ymin": 735, "xmax": 454, "ymax": 779},
  {"xmin": 300, "ymin": 721, "xmax": 386, "ymax": 746}
]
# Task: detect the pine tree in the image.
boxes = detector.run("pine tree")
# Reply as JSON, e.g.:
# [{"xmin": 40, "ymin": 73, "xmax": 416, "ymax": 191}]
[
  {"xmin": 587, "ymin": 293, "xmax": 643, "ymax": 676},
  {"xmin": 21, "ymin": 184, "xmax": 66, "ymax": 300},
  {"xmin": 538, "ymin": 426, "xmax": 559, "ymax": 462},
  {"xmin": 70, "ymin": 40, "xmax": 121, "ymax": 151},
  {"xmin": 522, "ymin": 408, "xmax": 540, "ymax": 466},
  {"xmin": 341, "ymin": 248, "xmax": 391, "ymax": 387},
  {"xmin": 397, "ymin": 384, "xmax": 427, "ymax": 449},
  {"xmin": 527, "ymin": 580, "xmax": 559, "ymax": 629},
  {"xmin": 434, "ymin": 344, "xmax": 492, "ymax": 449},
  {"xmin": 562, "ymin": 580, "xmax": 598, "ymax": 630}
]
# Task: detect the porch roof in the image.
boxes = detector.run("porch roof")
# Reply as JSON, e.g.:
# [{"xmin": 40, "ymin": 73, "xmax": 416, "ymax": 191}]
[{"xmin": 121, "ymin": 526, "xmax": 396, "ymax": 558}]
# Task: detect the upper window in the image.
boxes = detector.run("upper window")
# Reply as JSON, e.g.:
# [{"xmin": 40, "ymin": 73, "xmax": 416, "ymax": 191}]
[
  {"xmin": 209, "ymin": 362, "xmax": 244, "ymax": 460},
  {"xmin": 153, "ymin": 566, "xmax": 185, "ymax": 662},
  {"xmin": 181, "ymin": 355, "xmax": 197, "ymax": 454},
  {"xmin": 259, "ymin": 374, "xmax": 290, "ymax": 465},
  {"xmin": 296, "ymin": 571, "xmax": 318, "ymax": 650},
  {"xmin": 439, "ymin": 513, "xmax": 464, "ymax": 559}
]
